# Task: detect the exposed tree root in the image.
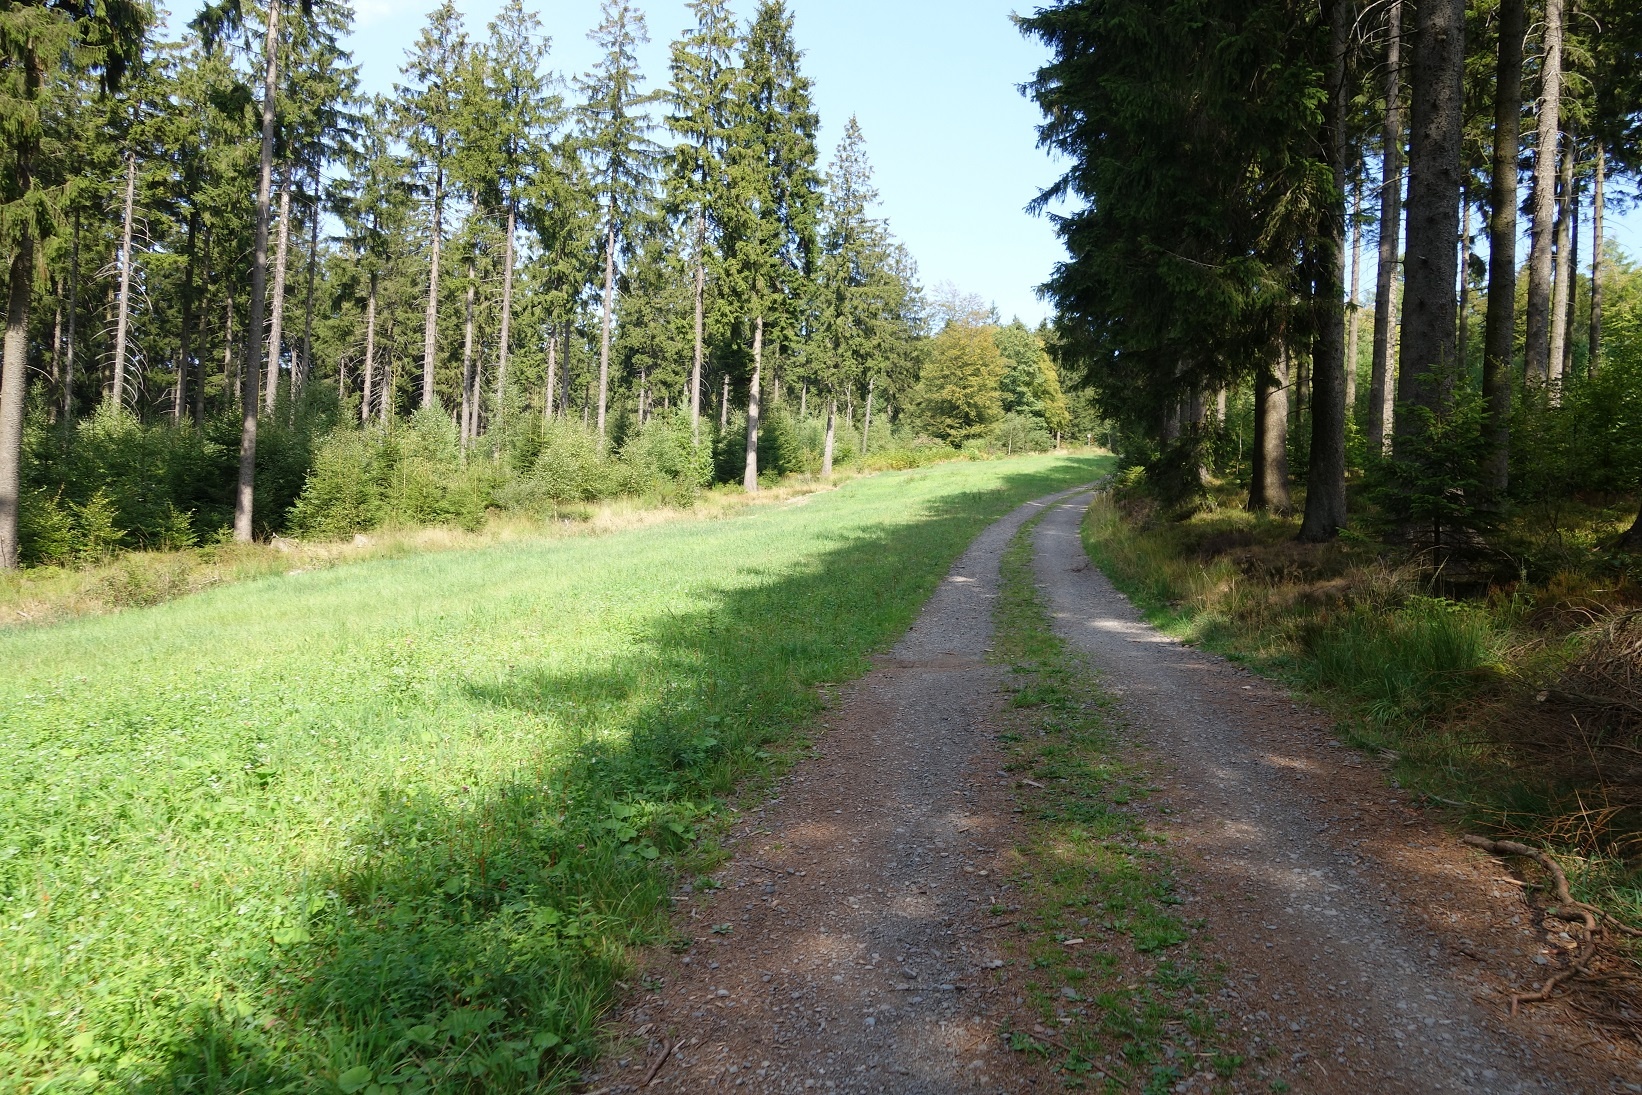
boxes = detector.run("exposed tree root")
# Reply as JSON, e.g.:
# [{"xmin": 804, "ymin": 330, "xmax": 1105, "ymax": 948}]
[{"xmin": 1462, "ymin": 836, "xmax": 1641, "ymax": 1019}]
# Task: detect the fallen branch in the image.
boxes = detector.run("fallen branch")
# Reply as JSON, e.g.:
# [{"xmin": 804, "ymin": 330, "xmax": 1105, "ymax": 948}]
[{"xmin": 641, "ymin": 1039, "xmax": 683, "ymax": 1087}]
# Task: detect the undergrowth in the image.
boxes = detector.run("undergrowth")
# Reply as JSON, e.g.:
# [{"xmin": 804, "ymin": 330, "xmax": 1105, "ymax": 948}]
[
  {"xmin": 990, "ymin": 516, "xmax": 1271, "ymax": 1094},
  {"xmin": 1078, "ymin": 491, "xmax": 1642, "ymax": 966}
]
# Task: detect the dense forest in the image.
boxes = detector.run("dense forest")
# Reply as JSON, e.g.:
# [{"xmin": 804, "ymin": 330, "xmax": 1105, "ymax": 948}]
[
  {"xmin": 0, "ymin": 0, "xmax": 1084, "ymax": 570},
  {"xmin": 1024, "ymin": 0, "xmax": 1642, "ymax": 554}
]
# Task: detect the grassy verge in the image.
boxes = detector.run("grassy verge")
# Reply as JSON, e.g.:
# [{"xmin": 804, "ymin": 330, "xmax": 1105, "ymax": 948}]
[
  {"xmin": 990, "ymin": 515, "xmax": 1270, "ymax": 1094},
  {"xmin": 0, "ymin": 454, "xmax": 1107, "ymax": 1094},
  {"xmin": 1078, "ymin": 492, "xmax": 1642, "ymax": 948}
]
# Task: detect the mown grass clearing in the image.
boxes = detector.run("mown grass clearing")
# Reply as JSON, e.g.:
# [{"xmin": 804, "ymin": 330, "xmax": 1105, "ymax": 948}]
[
  {"xmin": 0, "ymin": 455, "xmax": 1106, "ymax": 1094},
  {"xmin": 991, "ymin": 516, "xmax": 1261, "ymax": 1094}
]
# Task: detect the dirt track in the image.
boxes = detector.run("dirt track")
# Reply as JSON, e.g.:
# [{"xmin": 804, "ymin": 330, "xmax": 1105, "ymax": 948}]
[{"xmin": 594, "ymin": 489, "xmax": 1641, "ymax": 1093}]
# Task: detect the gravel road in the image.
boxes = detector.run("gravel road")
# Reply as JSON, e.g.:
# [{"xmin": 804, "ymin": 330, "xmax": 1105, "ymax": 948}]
[{"xmin": 595, "ymin": 488, "xmax": 1639, "ymax": 1094}]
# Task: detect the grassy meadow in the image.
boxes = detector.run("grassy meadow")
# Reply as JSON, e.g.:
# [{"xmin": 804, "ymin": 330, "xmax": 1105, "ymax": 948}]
[{"xmin": 0, "ymin": 454, "xmax": 1108, "ymax": 1094}]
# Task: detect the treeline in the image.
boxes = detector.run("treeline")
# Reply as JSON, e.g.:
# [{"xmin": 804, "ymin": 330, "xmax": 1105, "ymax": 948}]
[
  {"xmin": 1023, "ymin": 0, "xmax": 1642, "ymax": 550},
  {"xmin": 0, "ymin": 0, "xmax": 1074, "ymax": 570}
]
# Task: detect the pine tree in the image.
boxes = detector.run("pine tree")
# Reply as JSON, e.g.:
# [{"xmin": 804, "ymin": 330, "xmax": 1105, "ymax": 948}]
[
  {"xmin": 666, "ymin": 0, "xmax": 737, "ymax": 440},
  {"xmin": 1525, "ymin": 0, "xmax": 1566, "ymax": 387},
  {"xmin": 398, "ymin": 0, "xmax": 468, "ymax": 410},
  {"xmin": 723, "ymin": 0, "xmax": 820, "ymax": 491},
  {"xmin": 577, "ymin": 0, "xmax": 657, "ymax": 442}
]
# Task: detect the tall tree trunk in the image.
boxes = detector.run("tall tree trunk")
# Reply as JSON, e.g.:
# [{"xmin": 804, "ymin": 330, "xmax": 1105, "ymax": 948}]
[
  {"xmin": 361, "ymin": 268, "xmax": 377, "ymax": 425},
  {"xmin": 544, "ymin": 324, "xmax": 557, "ymax": 424},
  {"xmin": 422, "ymin": 166, "xmax": 443, "ymax": 409},
  {"xmin": 822, "ymin": 397, "xmax": 836, "ymax": 477},
  {"xmin": 460, "ymin": 259, "xmax": 476, "ymax": 448},
  {"xmin": 109, "ymin": 150, "xmax": 137, "ymax": 411},
  {"xmin": 1590, "ymin": 142, "xmax": 1605, "ymax": 372},
  {"xmin": 1393, "ymin": 0, "xmax": 1466, "ymax": 455},
  {"xmin": 299, "ymin": 169, "xmax": 319, "ymax": 397},
  {"xmin": 224, "ymin": 287, "xmax": 237, "ymax": 406},
  {"xmin": 496, "ymin": 201, "xmax": 516, "ymax": 418},
  {"xmin": 861, "ymin": 376, "xmax": 875, "ymax": 456},
  {"xmin": 1347, "ymin": 176, "xmax": 1363, "ymax": 415},
  {"xmin": 691, "ymin": 207, "xmax": 705, "ymax": 442},
  {"xmin": 175, "ymin": 210, "xmax": 199, "ymax": 425},
  {"xmin": 0, "ymin": 240, "xmax": 32, "ymax": 568},
  {"xmin": 1369, "ymin": 0, "xmax": 1404, "ymax": 452},
  {"xmin": 561, "ymin": 326, "xmax": 571, "ymax": 418},
  {"xmin": 1549, "ymin": 119, "xmax": 1576, "ymax": 386},
  {"xmin": 1482, "ymin": 0, "xmax": 1523, "ymax": 499},
  {"xmin": 62, "ymin": 210, "xmax": 79, "ymax": 425},
  {"xmin": 743, "ymin": 314, "xmax": 763, "ymax": 492},
  {"xmin": 263, "ymin": 175, "xmax": 293, "ymax": 413},
  {"xmin": 1458, "ymin": 195, "xmax": 1471, "ymax": 370},
  {"xmin": 1524, "ymin": 0, "xmax": 1565, "ymax": 386},
  {"xmin": 1563, "ymin": 142, "xmax": 1581, "ymax": 381},
  {"xmin": 49, "ymin": 293, "xmax": 62, "ymax": 425},
  {"xmin": 720, "ymin": 374, "xmax": 728, "ymax": 430},
  {"xmin": 1248, "ymin": 352, "xmax": 1291, "ymax": 514},
  {"xmin": 235, "ymin": 0, "xmax": 281, "ymax": 543},
  {"xmin": 799, "ymin": 381, "xmax": 807, "ymax": 419},
  {"xmin": 598, "ymin": 212, "xmax": 615, "ymax": 440},
  {"xmin": 1299, "ymin": 0, "xmax": 1352, "ymax": 542}
]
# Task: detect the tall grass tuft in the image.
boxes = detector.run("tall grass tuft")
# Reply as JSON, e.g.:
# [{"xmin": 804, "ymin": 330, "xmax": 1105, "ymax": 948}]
[{"xmin": 1304, "ymin": 598, "xmax": 1504, "ymax": 722}]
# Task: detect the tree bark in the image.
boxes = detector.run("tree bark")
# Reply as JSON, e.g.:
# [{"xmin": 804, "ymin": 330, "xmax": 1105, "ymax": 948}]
[
  {"xmin": 49, "ymin": 294, "xmax": 62, "ymax": 424},
  {"xmin": 822, "ymin": 397, "xmax": 836, "ymax": 477},
  {"xmin": 0, "ymin": 242, "xmax": 33, "ymax": 568},
  {"xmin": 422, "ymin": 165, "xmax": 444, "ymax": 409},
  {"xmin": 175, "ymin": 209, "xmax": 199, "ymax": 424},
  {"xmin": 461, "ymin": 259, "xmax": 476, "ymax": 448},
  {"xmin": 861, "ymin": 376, "xmax": 875, "ymax": 456},
  {"xmin": 263, "ymin": 175, "xmax": 293, "ymax": 413},
  {"xmin": 1248, "ymin": 351, "xmax": 1291, "ymax": 515},
  {"xmin": 362, "ymin": 268, "xmax": 377, "ymax": 425},
  {"xmin": 1347, "ymin": 176, "xmax": 1362, "ymax": 415},
  {"xmin": 1393, "ymin": 0, "xmax": 1466, "ymax": 455},
  {"xmin": 1590, "ymin": 142, "xmax": 1605, "ymax": 372},
  {"xmin": 1482, "ymin": 0, "xmax": 1523, "ymax": 500},
  {"xmin": 235, "ymin": 0, "xmax": 281, "ymax": 543},
  {"xmin": 298, "ymin": 169, "xmax": 319, "ymax": 396},
  {"xmin": 1298, "ymin": 0, "xmax": 1352, "ymax": 542},
  {"xmin": 496, "ymin": 201, "xmax": 517, "ymax": 417},
  {"xmin": 598, "ymin": 212, "xmax": 615, "ymax": 441},
  {"xmin": 1563, "ymin": 139, "xmax": 1581, "ymax": 381},
  {"xmin": 63, "ymin": 210, "xmax": 79, "ymax": 426},
  {"xmin": 1524, "ymin": 0, "xmax": 1564, "ymax": 386},
  {"xmin": 691, "ymin": 207, "xmax": 705, "ymax": 442},
  {"xmin": 1549, "ymin": 119, "xmax": 1576, "ymax": 386},
  {"xmin": 544, "ymin": 324, "xmax": 557, "ymax": 423},
  {"xmin": 1458, "ymin": 194, "xmax": 1471, "ymax": 370},
  {"xmin": 224, "ymin": 286, "xmax": 237, "ymax": 406},
  {"xmin": 110, "ymin": 150, "xmax": 137, "ymax": 411},
  {"xmin": 743, "ymin": 313, "xmax": 763, "ymax": 492},
  {"xmin": 720, "ymin": 374, "xmax": 729, "ymax": 430},
  {"xmin": 799, "ymin": 381, "xmax": 807, "ymax": 419},
  {"xmin": 1369, "ymin": 0, "xmax": 1404, "ymax": 452},
  {"xmin": 193, "ymin": 229, "xmax": 210, "ymax": 425}
]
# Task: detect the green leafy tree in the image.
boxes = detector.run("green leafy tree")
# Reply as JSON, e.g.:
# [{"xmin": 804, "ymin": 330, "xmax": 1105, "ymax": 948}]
[
  {"xmin": 995, "ymin": 321, "xmax": 1070, "ymax": 437},
  {"xmin": 914, "ymin": 322, "xmax": 1006, "ymax": 446}
]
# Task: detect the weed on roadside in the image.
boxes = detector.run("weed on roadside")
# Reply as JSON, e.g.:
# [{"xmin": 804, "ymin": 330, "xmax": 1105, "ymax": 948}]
[{"xmin": 990, "ymin": 517, "xmax": 1261, "ymax": 1093}]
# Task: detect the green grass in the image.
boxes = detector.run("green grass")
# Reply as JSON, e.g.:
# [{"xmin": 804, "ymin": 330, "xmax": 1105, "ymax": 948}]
[
  {"xmin": 991, "ymin": 515, "xmax": 1266, "ymax": 1094},
  {"xmin": 0, "ymin": 454, "xmax": 1109, "ymax": 1094}
]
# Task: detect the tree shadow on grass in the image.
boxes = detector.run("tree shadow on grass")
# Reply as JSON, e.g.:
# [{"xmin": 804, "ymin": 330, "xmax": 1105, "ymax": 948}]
[{"xmin": 134, "ymin": 460, "xmax": 1106, "ymax": 1094}]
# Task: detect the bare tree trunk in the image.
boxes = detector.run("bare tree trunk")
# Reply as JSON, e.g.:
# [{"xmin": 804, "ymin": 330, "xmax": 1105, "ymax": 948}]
[
  {"xmin": 49, "ymin": 293, "xmax": 62, "ymax": 424},
  {"xmin": 1562, "ymin": 142, "xmax": 1581, "ymax": 381},
  {"xmin": 1524, "ymin": 0, "xmax": 1564, "ymax": 386},
  {"xmin": 175, "ymin": 210, "xmax": 199, "ymax": 425},
  {"xmin": 1347, "ymin": 176, "xmax": 1362, "ymax": 415},
  {"xmin": 1549, "ymin": 119, "xmax": 1576, "ymax": 387},
  {"xmin": 1393, "ymin": 0, "xmax": 1466, "ymax": 454},
  {"xmin": 298, "ymin": 168, "xmax": 319, "ymax": 397},
  {"xmin": 561, "ymin": 326, "xmax": 571, "ymax": 418},
  {"xmin": 263, "ymin": 176, "xmax": 292, "ymax": 413},
  {"xmin": 224, "ymin": 288, "xmax": 237, "ymax": 405},
  {"xmin": 720, "ymin": 374, "xmax": 728, "ymax": 430},
  {"xmin": 861, "ymin": 376, "xmax": 875, "ymax": 456},
  {"xmin": 1299, "ymin": 0, "xmax": 1352, "ymax": 543},
  {"xmin": 496, "ymin": 201, "xmax": 517, "ymax": 418},
  {"xmin": 1458, "ymin": 194, "xmax": 1471, "ymax": 370},
  {"xmin": 1590, "ymin": 142, "xmax": 1605, "ymax": 372},
  {"xmin": 743, "ymin": 314, "xmax": 763, "ymax": 492},
  {"xmin": 544, "ymin": 324, "xmax": 557, "ymax": 424},
  {"xmin": 62, "ymin": 211, "xmax": 79, "ymax": 426},
  {"xmin": 0, "ymin": 238, "xmax": 34, "ymax": 564},
  {"xmin": 1482, "ymin": 0, "xmax": 1524, "ymax": 499},
  {"xmin": 460, "ymin": 260, "xmax": 476, "ymax": 448},
  {"xmin": 597, "ymin": 213, "xmax": 617, "ymax": 441},
  {"xmin": 193, "ymin": 229, "xmax": 211, "ymax": 426},
  {"xmin": 235, "ymin": 0, "xmax": 281, "ymax": 543},
  {"xmin": 691, "ymin": 207, "xmax": 705, "ymax": 442},
  {"xmin": 422, "ymin": 166, "xmax": 444, "ymax": 409},
  {"xmin": 1248, "ymin": 351, "xmax": 1291, "ymax": 514},
  {"xmin": 1369, "ymin": 0, "xmax": 1403, "ymax": 452},
  {"xmin": 109, "ymin": 151, "xmax": 137, "ymax": 411},
  {"xmin": 361, "ymin": 268, "xmax": 377, "ymax": 425},
  {"xmin": 822, "ymin": 398, "xmax": 836, "ymax": 477},
  {"xmin": 799, "ymin": 381, "xmax": 807, "ymax": 418}
]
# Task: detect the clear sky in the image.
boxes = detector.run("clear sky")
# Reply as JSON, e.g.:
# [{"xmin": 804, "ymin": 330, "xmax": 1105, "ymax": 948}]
[{"xmin": 318, "ymin": 0, "xmax": 1071, "ymax": 325}]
